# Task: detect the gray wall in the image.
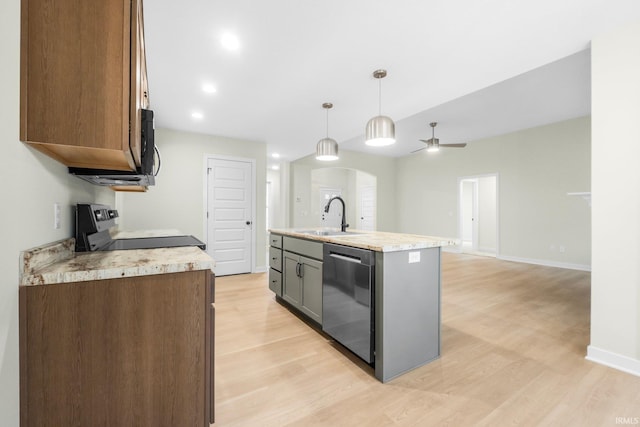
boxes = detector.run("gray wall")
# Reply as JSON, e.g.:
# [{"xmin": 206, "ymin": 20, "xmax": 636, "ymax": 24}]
[
  {"xmin": 396, "ymin": 116, "xmax": 591, "ymax": 268},
  {"xmin": 1, "ymin": 1, "xmax": 115, "ymax": 423},
  {"xmin": 119, "ymin": 128, "xmax": 268, "ymax": 271}
]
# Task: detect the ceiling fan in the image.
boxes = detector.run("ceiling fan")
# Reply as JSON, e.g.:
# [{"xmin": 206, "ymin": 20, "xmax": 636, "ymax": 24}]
[{"xmin": 412, "ymin": 122, "xmax": 467, "ymax": 153}]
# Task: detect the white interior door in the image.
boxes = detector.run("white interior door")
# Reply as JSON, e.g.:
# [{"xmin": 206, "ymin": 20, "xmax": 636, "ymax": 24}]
[
  {"xmin": 357, "ymin": 185, "xmax": 376, "ymax": 231},
  {"xmin": 207, "ymin": 157, "xmax": 253, "ymax": 276}
]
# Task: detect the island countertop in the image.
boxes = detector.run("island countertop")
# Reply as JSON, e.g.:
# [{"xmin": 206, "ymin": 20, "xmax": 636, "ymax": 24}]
[
  {"xmin": 20, "ymin": 237, "xmax": 215, "ymax": 286},
  {"xmin": 268, "ymin": 228, "xmax": 458, "ymax": 252}
]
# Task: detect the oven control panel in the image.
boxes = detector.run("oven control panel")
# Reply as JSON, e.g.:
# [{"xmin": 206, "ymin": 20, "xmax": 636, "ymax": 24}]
[
  {"xmin": 75, "ymin": 204, "xmax": 119, "ymax": 251},
  {"xmin": 94, "ymin": 208, "xmax": 119, "ymax": 222}
]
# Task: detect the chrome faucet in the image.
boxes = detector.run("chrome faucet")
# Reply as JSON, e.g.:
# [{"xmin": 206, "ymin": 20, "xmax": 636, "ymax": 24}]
[{"xmin": 324, "ymin": 196, "xmax": 349, "ymax": 232}]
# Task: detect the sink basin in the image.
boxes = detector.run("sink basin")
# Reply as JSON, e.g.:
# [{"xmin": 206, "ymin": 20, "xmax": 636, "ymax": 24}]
[{"xmin": 294, "ymin": 229, "xmax": 361, "ymax": 237}]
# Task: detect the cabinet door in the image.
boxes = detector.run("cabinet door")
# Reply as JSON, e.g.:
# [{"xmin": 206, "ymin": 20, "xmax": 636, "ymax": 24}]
[
  {"xmin": 282, "ymin": 251, "xmax": 301, "ymax": 308},
  {"xmin": 19, "ymin": 271, "xmax": 208, "ymax": 427},
  {"xmin": 129, "ymin": 0, "xmax": 148, "ymax": 167},
  {"xmin": 300, "ymin": 256, "xmax": 323, "ymax": 324},
  {"xmin": 20, "ymin": 0, "xmax": 137, "ymax": 171}
]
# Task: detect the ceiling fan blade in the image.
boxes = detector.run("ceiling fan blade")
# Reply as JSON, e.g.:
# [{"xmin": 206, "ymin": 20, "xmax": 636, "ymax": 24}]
[
  {"xmin": 440, "ymin": 143, "xmax": 467, "ymax": 148},
  {"xmin": 410, "ymin": 147, "xmax": 427, "ymax": 153}
]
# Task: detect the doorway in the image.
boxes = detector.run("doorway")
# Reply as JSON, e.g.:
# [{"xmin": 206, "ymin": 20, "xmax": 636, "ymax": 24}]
[
  {"xmin": 206, "ymin": 155, "xmax": 255, "ymax": 276},
  {"xmin": 458, "ymin": 174, "xmax": 498, "ymax": 256}
]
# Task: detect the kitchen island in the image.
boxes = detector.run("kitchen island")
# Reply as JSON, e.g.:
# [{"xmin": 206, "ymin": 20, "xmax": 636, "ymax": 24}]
[
  {"xmin": 19, "ymin": 237, "xmax": 215, "ymax": 427},
  {"xmin": 269, "ymin": 228, "xmax": 457, "ymax": 382}
]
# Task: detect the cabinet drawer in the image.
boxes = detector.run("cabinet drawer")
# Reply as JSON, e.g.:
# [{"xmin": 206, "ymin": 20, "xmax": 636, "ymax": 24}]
[
  {"xmin": 269, "ymin": 234, "xmax": 282, "ymax": 248},
  {"xmin": 269, "ymin": 269, "xmax": 282, "ymax": 295},
  {"xmin": 283, "ymin": 236, "xmax": 323, "ymax": 260},
  {"xmin": 269, "ymin": 246, "xmax": 282, "ymax": 271}
]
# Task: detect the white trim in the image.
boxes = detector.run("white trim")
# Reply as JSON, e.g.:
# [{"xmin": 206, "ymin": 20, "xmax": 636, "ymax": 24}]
[
  {"xmin": 586, "ymin": 346, "xmax": 640, "ymax": 377},
  {"xmin": 254, "ymin": 266, "xmax": 268, "ymax": 274},
  {"xmin": 498, "ymin": 254, "xmax": 591, "ymax": 271},
  {"xmin": 477, "ymin": 246, "xmax": 496, "ymax": 253},
  {"xmin": 203, "ymin": 154, "xmax": 257, "ymax": 274}
]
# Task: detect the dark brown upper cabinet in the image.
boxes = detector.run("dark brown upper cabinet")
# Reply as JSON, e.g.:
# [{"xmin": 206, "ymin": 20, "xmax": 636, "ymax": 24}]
[{"xmin": 20, "ymin": 0, "xmax": 150, "ymax": 172}]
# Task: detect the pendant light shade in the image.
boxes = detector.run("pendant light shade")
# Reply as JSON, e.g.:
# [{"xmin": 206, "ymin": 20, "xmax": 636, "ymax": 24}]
[
  {"xmin": 365, "ymin": 69, "xmax": 395, "ymax": 146},
  {"xmin": 316, "ymin": 103, "xmax": 339, "ymax": 161},
  {"xmin": 365, "ymin": 115, "xmax": 395, "ymax": 147},
  {"xmin": 316, "ymin": 137, "xmax": 339, "ymax": 161}
]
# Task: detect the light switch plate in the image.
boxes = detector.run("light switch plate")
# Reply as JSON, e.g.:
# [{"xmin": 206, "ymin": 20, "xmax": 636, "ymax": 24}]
[{"xmin": 408, "ymin": 251, "xmax": 420, "ymax": 263}]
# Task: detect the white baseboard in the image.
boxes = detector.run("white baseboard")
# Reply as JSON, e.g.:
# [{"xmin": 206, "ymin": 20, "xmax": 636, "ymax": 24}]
[
  {"xmin": 497, "ymin": 254, "xmax": 591, "ymax": 272},
  {"xmin": 586, "ymin": 345, "xmax": 640, "ymax": 377},
  {"xmin": 254, "ymin": 266, "xmax": 268, "ymax": 274},
  {"xmin": 478, "ymin": 246, "xmax": 496, "ymax": 254}
]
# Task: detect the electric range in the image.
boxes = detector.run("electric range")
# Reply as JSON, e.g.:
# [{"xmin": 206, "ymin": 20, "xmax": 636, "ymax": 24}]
[{"xmin": 75, "ymin": 203, "xmax": 205, "ymax": 252}]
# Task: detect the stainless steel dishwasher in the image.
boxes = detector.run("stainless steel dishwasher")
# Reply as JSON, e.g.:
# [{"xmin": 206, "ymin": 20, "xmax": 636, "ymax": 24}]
[{"xmin": 322, "ymin": 243, "xmax": 375, "ymax": 363}]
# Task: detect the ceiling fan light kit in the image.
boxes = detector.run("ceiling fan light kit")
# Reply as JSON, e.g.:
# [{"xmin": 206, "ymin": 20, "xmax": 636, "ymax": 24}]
[
  {"xmin": 365, "ymin": 69, "xmax": 396, "ymax": 147},
  {"xmin": 316, "ymin": 102, "xmax": 339, "ymax": 161},
  {"xmin": 412, "ymin": 122, "xmax": 468, "ymax": 154}
]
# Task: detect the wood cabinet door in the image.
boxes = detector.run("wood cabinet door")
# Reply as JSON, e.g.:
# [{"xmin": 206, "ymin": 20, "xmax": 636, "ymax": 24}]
[
  {"xmin": 20, "ymin": 271, "xmax": 209, "ymax": 427},
  {"xmin": 20, "ymin": 0, "xmax": 139, "ymax": 171},
  {"xmin": 129, "ymin": 0, "xmax": 148, "ymax": 167}
]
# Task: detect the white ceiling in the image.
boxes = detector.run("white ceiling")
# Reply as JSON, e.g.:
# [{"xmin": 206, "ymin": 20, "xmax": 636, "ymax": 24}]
[{"xmin": 143, "ymin": 0, "xmax": 640, "ymax": 163}]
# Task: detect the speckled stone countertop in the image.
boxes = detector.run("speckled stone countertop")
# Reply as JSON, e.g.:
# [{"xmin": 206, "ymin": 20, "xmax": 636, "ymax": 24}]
[
  {"xmin": 269, "ymin": 228, "xmax": 458, "ymax": 252},
  {"xmin": 20, "ymin": 237, "xmax": 215, "ymax": 286}
]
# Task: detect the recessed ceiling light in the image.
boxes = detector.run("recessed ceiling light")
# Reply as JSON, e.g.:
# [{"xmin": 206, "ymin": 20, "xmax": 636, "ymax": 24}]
[
  {"xmin": 191, "ymin": 111, "xmax": 204, "ymax": 120},
  {"xmin": 220, "ymin": 32, "xmax": 240, "ymax": 51},
  {"xmin": 272, "ymin": 165, "xmax": 280, "ymax": 171},
  {"xmin": 202, "ymin": 83, "xmax": 217, "ymax": 94},
  {"xmin": 272, "ymin": 153, "xmax": 280, "ymax": 159}
]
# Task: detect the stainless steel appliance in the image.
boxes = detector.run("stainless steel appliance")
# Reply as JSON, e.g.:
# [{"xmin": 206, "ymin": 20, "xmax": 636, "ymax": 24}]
[
  {"xmin": 322, "ymin": 243, "xmax": 375, "ymax": 363},
  {"xmin": 75, "ymin": 203, "xmax": 205, "ymax": 252}
]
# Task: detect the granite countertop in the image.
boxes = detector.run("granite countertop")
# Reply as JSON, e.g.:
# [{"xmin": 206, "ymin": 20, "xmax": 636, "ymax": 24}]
[
  {"xmin": 20, "ymin": 237, "xmax": 215, "ymax": 286},
  {"xmin": 269, "ymin": 228, "xmax": 458, "ymax": 252}
]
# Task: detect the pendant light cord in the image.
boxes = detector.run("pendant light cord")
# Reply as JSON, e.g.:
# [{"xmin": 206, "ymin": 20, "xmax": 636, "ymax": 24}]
[
  {"xmin": 326, "ymin": 107, "xmax": 329, "ymax": 137},
  {"xmin": 378, "ymin": 78, "xmax": 382, "ymax": 116}
]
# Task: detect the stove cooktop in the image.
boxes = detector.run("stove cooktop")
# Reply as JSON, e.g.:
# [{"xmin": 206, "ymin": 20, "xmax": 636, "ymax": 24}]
[{"xmin": 101, "ymin": 235, "xmax": 206, "ymax": 251}]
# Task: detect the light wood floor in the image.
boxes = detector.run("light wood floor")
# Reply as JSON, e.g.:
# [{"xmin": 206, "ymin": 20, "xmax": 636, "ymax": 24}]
[{"xmin": 214, "ymin": 252, "xmax": 640, "ymax": 426}]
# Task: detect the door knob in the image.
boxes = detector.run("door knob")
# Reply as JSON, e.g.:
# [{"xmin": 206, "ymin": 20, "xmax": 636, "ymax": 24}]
[{"xmin": 246, "ymin": 221, "xmax": 252, "ymax": 225}]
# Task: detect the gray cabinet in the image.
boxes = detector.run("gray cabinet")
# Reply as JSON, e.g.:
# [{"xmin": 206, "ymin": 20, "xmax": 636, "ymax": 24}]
[
  {"xmin": 281, "ymin": 236, "xmax": 323, "ymax": 325},
  {"xmin": 268, "ymin": 234, "xmax": 283, "ymax": 295}
]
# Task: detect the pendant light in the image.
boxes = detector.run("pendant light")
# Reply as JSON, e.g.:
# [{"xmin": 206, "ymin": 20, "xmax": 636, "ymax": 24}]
[
  {"xmin": 316, "ymin": 102, "xmax": 339, "ymax": 161},
  {"xmin": 365, "ymin": 69, "xmax": 395, "ymax": 146}
]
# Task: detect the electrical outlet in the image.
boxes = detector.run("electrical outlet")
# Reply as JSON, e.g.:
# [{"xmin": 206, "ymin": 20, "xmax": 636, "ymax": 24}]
[
  {"xmin": 53, "ymin": 202, "xmax": 61, "ymax": 229},
  {"xmin": 559, "ymin": 245, "xmax": 565, "ymax": 253}
]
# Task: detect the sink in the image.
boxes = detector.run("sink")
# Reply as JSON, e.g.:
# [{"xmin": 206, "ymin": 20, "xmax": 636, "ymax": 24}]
[{"xmin": 294, "ymin": 229, "xmax": 362, "ymax": 237}]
